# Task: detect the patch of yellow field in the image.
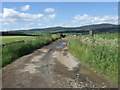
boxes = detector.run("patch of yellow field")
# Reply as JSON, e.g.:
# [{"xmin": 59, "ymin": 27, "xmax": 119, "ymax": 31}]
[{"xmin": 0, "ymin": 36, "xmax": 29, "ymax": 39}]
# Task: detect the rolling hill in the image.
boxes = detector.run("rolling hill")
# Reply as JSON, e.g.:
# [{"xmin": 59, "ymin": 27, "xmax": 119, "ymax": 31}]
[{"xmin": 1, "ymin": 23, "xmax": 119, "ymax": 35}]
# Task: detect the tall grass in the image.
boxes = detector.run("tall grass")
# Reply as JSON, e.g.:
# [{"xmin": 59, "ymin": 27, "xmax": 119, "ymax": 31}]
[
  {"xmin": 67, "ymin": 34, "xmax": 118, "ymax": 83},
  {"xmin": 2, "ymin": 35, "xmax": 60, "ymax": 67}
]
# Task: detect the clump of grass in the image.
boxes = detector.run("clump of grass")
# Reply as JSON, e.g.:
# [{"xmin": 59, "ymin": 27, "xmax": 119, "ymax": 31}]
[
  {"xmin": 67, "ymin": 34, "xmax": 118, "ymax": 83},
  {"xmin": 2, "ymin": 35, "xmax": 59, "ymax": 67},
  {"xmin": 94, "ymin": 33, "xmax": 118, "ymax": 39}
]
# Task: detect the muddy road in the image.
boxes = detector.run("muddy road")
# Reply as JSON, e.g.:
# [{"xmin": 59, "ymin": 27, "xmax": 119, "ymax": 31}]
[{"xmin": 2, "ymin": 39, "xmax": 117, "ymax": 88}]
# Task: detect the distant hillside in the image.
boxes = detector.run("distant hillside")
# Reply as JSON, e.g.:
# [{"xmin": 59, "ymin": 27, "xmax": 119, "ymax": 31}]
[
  {"xmin": 26, "ymin": 23, "xmax": 118, "ymax": 34},
  {"xmin": 1, "ymin": 23, "xmax": 118, "ymax": 35},
  {"xmin": 79, "ymin": 23, "xmax": 117, "ymax": 30},
  {"xmin": 26, "ymin": 23, "xmax": 117, "ymax": 31}
]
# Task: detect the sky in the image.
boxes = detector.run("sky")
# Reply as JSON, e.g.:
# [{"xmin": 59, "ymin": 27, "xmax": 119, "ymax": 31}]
[{"xmin": 0, "ymin": 2, "xmax": 118, "ymax": 31}]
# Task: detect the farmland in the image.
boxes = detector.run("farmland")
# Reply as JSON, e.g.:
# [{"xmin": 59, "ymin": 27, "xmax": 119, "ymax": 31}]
[
  {"xmin": 67, "ymin": 33, "xmax": 118, "ymax": 84},
  {"xmin": 1, "ymin": 34, "xmax": 60, "ymax": 67},
  {"xmin": 1, "ymin": 36, "xmax": 36, "ymax": 44},
  {"xmin": 94, "ymin": 33, "xmax": 118, "ymax": 39}
]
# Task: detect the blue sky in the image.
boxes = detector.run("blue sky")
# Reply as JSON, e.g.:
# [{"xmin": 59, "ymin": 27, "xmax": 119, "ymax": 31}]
[{"xmin": 1, "ymin": 2, "xmax": 118, "ymax": 31}]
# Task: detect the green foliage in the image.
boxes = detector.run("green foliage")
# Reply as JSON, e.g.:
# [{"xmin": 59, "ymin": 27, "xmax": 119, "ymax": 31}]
[
  {"xmin": 67, "ymin": 34, "xmax": 118, "ymax": 83},
  {"xmin": 52, "ymin": 34, "xmax": 61, "ymax": 40},
  {"xmin": 2, "ymin": 35, "xmax": 59, "ymax": 67},
  {"xmin": 94, "ymin": 33, "xmax": 118, "ymax": 39}
]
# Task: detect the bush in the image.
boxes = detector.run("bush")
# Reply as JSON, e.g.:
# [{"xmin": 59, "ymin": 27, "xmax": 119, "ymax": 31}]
[{"xmin": 2, "ymin": 35, "xmax": 57, "ymax": 67}]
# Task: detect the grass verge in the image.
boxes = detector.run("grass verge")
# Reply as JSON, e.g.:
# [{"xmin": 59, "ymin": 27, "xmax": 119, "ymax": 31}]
[
  {"xmin": 67, "ymin": 35, "xmax": 118, "ymax": 83},
  {"xmin": 1, "ymin": 34, "xmax": 60, "ymax": 67}
]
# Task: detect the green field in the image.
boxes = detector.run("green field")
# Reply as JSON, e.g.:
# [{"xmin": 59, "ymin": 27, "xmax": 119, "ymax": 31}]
[
  {"xmin": 1, "ymin": 36, "xmax": 37, "ymax": 44},
  {"xmin": 1, "ymin": 34, "xmax": 60, "ymax": 67},
  {"xmin": 94, "ymin": 33, "xmax": 118, "ymax": 39},
  {"xmin": 67, "ymin": 33, "xmax": 118, "ymax": 83}
]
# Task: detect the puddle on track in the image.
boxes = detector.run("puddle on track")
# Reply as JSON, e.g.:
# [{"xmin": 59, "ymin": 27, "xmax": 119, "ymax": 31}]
[
  {"xmin": 55, "ymin": 41, "xmax": 67, "ymax": 49},
  {"xmin": 55, "ymin": 39, "xmax": 118, "ymax": 88},
  {"xmin": 77, "ymin": 63, "xmax": 118, "ymax": 88},
  {"xmin": 2, "ymin": 39, "xmax": 118, "ymax": 88}
]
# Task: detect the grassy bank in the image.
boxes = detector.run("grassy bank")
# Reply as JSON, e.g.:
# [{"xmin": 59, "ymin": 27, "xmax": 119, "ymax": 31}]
[
  {"xmin": 67, "ymin": 34, "xmax": 118, "ymax": 83},
  {"xmin": 1, "ymin": 34, "xmax": 60, "ymax": 67}
]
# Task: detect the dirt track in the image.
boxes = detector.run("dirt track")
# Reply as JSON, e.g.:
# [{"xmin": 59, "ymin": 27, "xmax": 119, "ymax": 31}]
[{"xmin": 2, "ymin": 39, "xmax": 117, "ymax": 88}]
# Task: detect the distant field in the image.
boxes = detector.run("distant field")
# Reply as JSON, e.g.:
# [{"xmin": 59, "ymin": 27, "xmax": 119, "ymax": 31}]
[
  {"xmin": 94, "ymin": 33, "xmax": 118, "ymax": 39},
  {"xmin": 2, "ymin": 34, "xmax": 60, "ymax": 67},
  {"xmin": 0, "ymin": 36, "xmax": 36, "ymax": 44}
]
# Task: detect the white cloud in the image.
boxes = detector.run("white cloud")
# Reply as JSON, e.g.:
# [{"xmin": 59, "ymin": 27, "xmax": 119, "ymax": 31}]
[
  {"xmin": 44, "ymin": 8, "xmax": 55, "ymax": 12},
  {"xmin": 21, "ymin": 5, "xmax": 30, "ymax": 11},
  {"xmin": 0, "ymin": 28, "xmax": 8, "ymax": 31},
  {"xmin": 42, "ymin": 14, "xmax": 56, "ymax": 22},
  {"xmin": 2, "ymin": 8, "xmax": 44, "ymax": 24},
  {"xmin": 72, "ymin": 14, "xmax": 118, "ymax": 25},
  {"xmin": 1, "ymin": 8, "xmax": 57, "ymax": 31},
  {"xmin": 38, "ymin": 23, "xmax": 42, "ymax": 26},
  {"xmin": 29, "ymin": 23, "xmax": 34, "ymax": 25},
  {"xmin": 48, "ymin": 14, "xmax": 56, "ymax": 19},
  {"xmin": 1, "ymin": 8, "xmax": 57, "ymax": 25},
  {"xmin": 2, "ymin": 22, "xmax": 9, "ymax": 25}
]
